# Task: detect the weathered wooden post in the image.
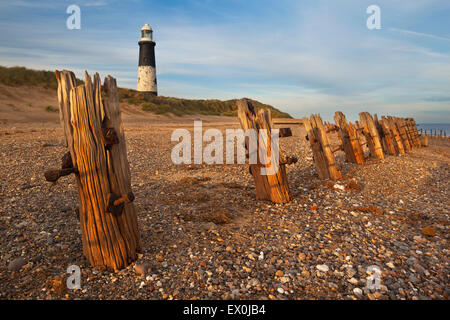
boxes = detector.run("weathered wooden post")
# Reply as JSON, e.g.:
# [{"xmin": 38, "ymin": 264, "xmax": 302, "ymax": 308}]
[
  {"xmin": 381, "ymin": 116, "xmax": 405, "ymax": 155},
  {"xmin": 334, "ymin": 111, "xmax": 365, "ymax": 164},
  {"xmin": 413, "ymin": 119, "xmax": 422, "ymax": 146},
  {"xmin": 378, "ymin": 117, "xmax": 398, "ymax": 156},
  {"xmin": 409, "ymin": 119, "xmax": 419, "ymax": 147},
  {"xmin": 402, "ymin": 118, "xmax": 416, "ymax": 148},
  {"xmin": 405, "ymin": 118, "xmax": 417, "ymax": 147},
  {"xmin": 404, "ymin": 118, "xmax": 421, "ymax": 148},
  {"xmin": 374, "ymin": 114, "xmax": 397, "ymax": 156},
  {"xmin": 303, "ymin": 114, "xmax": 342, "ymax": 180},
  {"xmin": 420, "ymin": 134, "xmax": 429, "ymax": 147},
  {"xmin": 373, "ymin": 114, "xmax": 387, "ymax": 154},
  {"xmin": 390, "ymin": 117, "xmax": 411, "ymax": 151},
  {"xmin": 44, "ymin": 70, "xmax": 142, "ymax": 271},
  {"xmin": 359, "ymin": 112, "xmax": 384, "ymax": 159},
  {"xmin": 236, "ymin": 99, "xmax": 295, "ymax": 203}
]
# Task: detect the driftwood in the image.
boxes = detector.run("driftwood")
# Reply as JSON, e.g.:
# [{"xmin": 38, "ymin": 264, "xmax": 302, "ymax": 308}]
[
  {"xmin": 334, "ymin": 111, "xmax": 365, "ymax": 164},
  {"xmin": 46, "ymin": 70, "xmax": 142, "ymax": 271},
  {"xmin": 359, "ymin": 112, "xmax": 384, "ymax": 159},
  {"xmin": 236, "ymin": 98, "xmax": 294, "ymax": 203},
  {"xmin": 303, "ymin": 114, "xmax": 342, "ymax": 181}
]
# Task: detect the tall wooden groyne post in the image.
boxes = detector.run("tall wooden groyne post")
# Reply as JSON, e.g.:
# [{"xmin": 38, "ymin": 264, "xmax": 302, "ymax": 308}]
[
  {"xmin": 334, "ymin": 111, "xmax": 365, "ymax": 164},
  {"xmin": 303, "ymin": 114, "xmax": 342, "ymax": 181},
  {"xmin": 44, "ymin": 70, "xmax": 142, "ymax": 271},
  {"xmin": 236, "ymin": 98, "xmax": 296, "ymax": 203},
  {"xmin": 359, "ymin": 112, "xmax": 384, "ymax": 160}
]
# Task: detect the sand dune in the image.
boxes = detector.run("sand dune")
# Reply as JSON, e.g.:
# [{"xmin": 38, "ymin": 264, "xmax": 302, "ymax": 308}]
[{"xmin": 0, "ymin": 84, "xmax": 243, "ymax": 129}]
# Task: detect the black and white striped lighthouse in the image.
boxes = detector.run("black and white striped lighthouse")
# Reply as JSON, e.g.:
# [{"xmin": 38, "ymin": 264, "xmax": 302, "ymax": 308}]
[{"xmin": 137, "ymin": 24, "xmax": 157, "ymax": 96}]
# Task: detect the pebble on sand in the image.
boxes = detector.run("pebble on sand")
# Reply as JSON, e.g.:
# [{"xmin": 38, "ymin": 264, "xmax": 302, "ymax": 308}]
[
  {"xmin": 7, "ymin": 257, "xmax": 27, "ymax": 271},
  {"xmin": 421, "ymin": 227, "xmax": 436, "ymax": 237},
  {"xmin": 316, "ymin": 264, "xmax": 329, "ymax": 272},
  {"xmin": 353, "ymin": 288, "xmax": 363, "ymax": 296},
  {"xmin": 134, "ymin": 263, "xmax": 151, "ymax": 276},
  {"xmin": 386, "ymin": 262, "xmax": 395, "ymax": 269}
]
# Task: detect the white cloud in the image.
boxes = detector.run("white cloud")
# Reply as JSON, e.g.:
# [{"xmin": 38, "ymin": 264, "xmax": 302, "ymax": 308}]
[{"xmin": 389, "ymin": 28, "xmax": 450, "ymax": 42}]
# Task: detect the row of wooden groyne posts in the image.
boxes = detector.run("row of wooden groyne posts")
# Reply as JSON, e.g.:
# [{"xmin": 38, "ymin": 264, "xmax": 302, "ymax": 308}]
[
  {"xmin": 419, "ymin": 128, "xmax": 448, "ymax": 139},
  {"xmin": 236, "ymin": 99, "xmax": 431, "ymax": 204},
  {"xmin": 42, "ymin": 70, "xmax": 437, "ymax": 271}
]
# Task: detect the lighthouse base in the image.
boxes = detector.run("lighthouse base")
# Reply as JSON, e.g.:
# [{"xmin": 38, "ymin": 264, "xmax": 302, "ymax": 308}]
[{"xmin": 137, "ymin": 66, "xmax": 157, "ymax": 94}]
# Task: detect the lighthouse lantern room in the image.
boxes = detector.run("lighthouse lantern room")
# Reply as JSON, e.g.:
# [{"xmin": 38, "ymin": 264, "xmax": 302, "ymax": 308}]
[{"xmin": 140, "ymin": 24, "xmax": 153, "ymax": 41}]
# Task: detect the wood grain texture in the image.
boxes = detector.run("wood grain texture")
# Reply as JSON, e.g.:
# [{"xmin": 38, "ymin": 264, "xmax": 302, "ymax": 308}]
[
  {"xmin": 384, "ymin": 116, "xmax": 406, "ymax": 154},
  {"xmin": 55, "ymin": 70, "xmax": 141, "ymax": 271},
  {"xmin": 407, "ymin": 118, "xmax": 422, "ymax": 148},
  {"xmin": 390, "ymin": 117, "xmax": 411, "ymax": 152},
  {"xmin": 381, "ymin": 116, "xmax": 404, "ymax": 155},
  {"xmin": 334, "ymin": 111, "xmax": 365, "ymax": 164},
  {"xmin": 359, "ymin": 112, "xmax": 384, "ymax": 159},
  {"xmin": 400, "ymin": 118, "xmax": 415, "ymax": 148},
  {"xmin": 373, "ymin": 114, "xmax": 397, "ymax": 156},
  {"xmin": 303, "ymin": 114, "xmax": 342, "ymax": 181},
  {"xmin": 236, "ymin": 98, "xmax": 291, "ymax": 203}
]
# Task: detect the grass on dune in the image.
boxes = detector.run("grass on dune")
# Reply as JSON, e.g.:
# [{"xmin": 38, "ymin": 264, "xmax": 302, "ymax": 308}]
[{"xmin": 0, "ymin": 65, "xmax": 292, "ymax": 118}]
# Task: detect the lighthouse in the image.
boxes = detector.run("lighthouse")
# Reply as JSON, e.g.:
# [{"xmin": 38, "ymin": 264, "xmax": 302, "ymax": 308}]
[{"xmin": 137, "ymin": 24, "xmax": 157, "ymax": 96}]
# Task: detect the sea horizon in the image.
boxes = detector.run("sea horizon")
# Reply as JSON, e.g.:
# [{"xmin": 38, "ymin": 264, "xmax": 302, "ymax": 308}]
[{"xmin": 417, "ymin": 123, "xmax": 450, "ymax": 134}]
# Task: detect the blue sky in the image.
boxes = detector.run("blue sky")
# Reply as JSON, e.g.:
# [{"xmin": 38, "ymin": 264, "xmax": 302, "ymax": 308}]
[{"xmin": 1, "ymin": 0, "xmax": 449, "ymax": 122}]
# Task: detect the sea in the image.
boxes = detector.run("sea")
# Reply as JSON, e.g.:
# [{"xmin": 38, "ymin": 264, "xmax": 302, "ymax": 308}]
[{"xmin": 416, "ymin": 123, "xmax": 450, "ymax": 135}]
